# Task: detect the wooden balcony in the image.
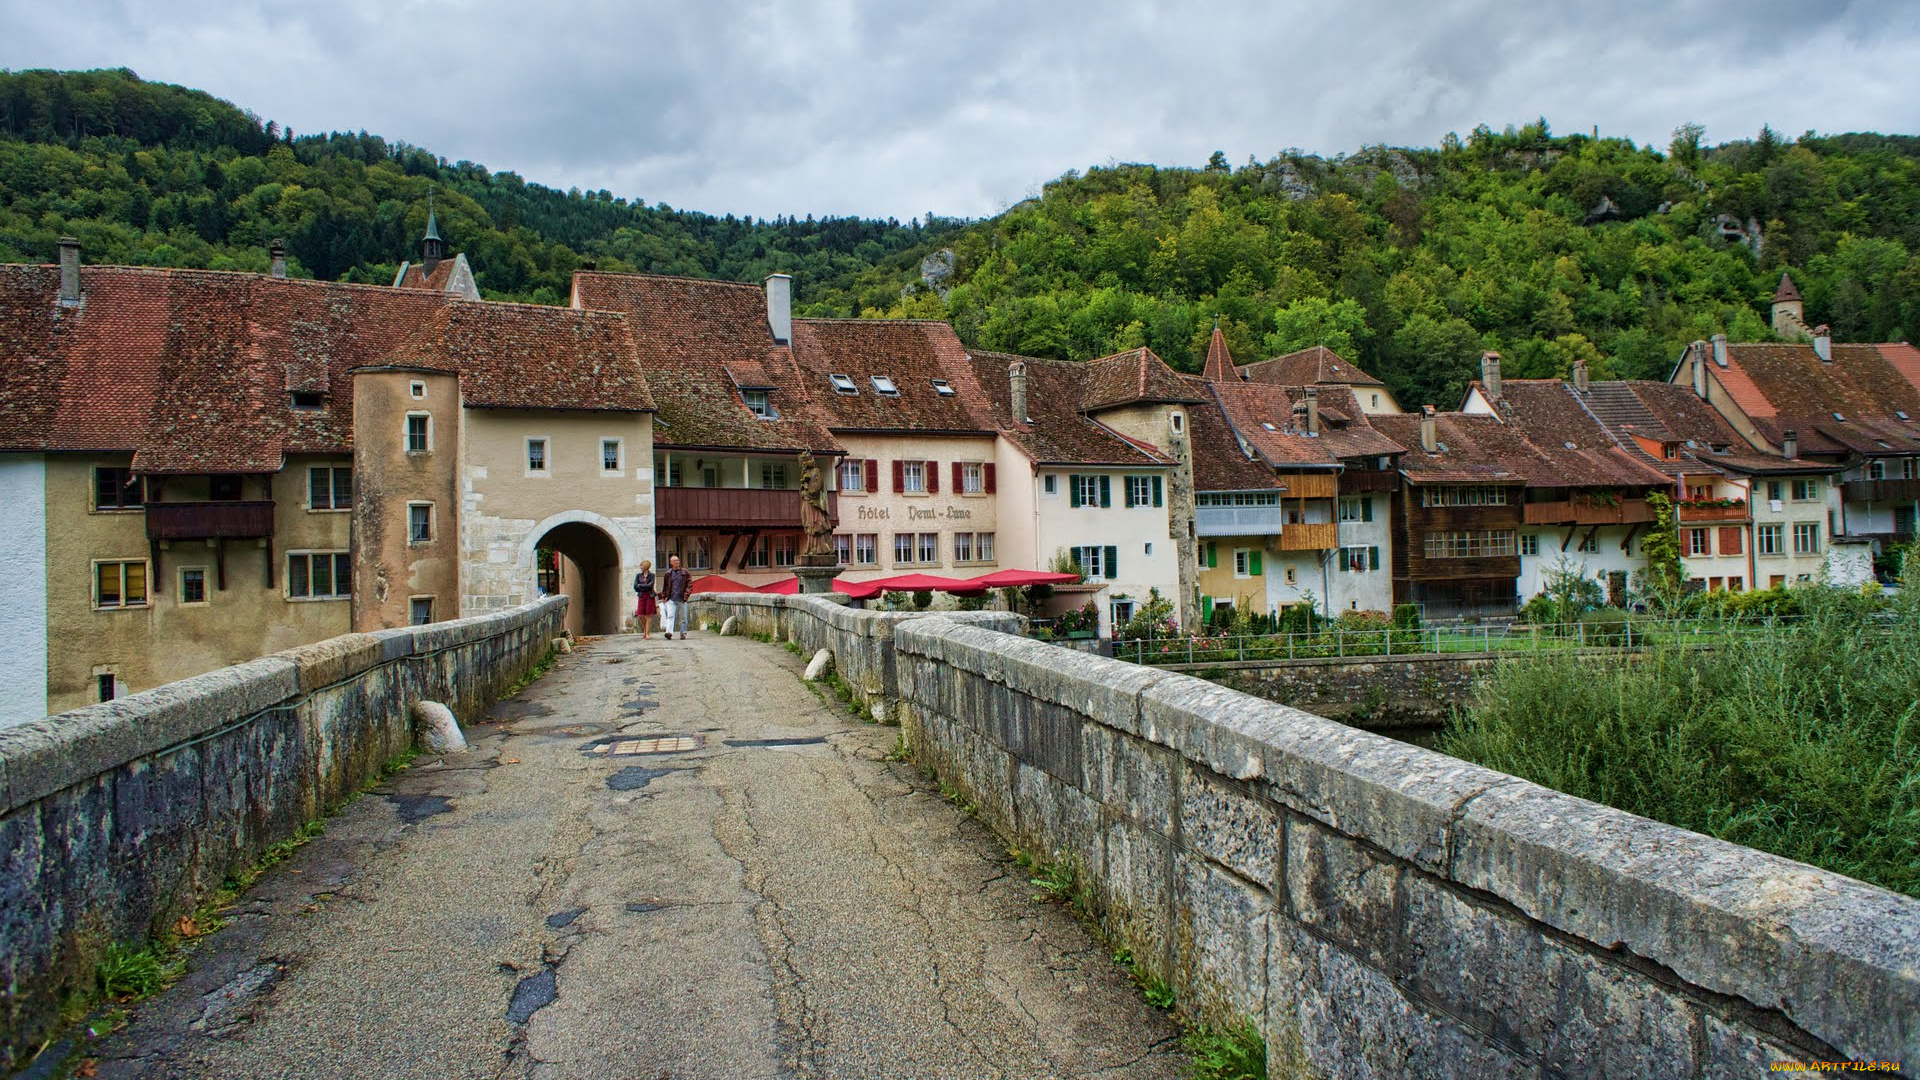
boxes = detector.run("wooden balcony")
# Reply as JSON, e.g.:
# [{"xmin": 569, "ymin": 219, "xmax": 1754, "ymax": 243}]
[
  {"xmin": 1522, "ymin": 497, "xmax": 1655, "ymax": 526},
  {"xmin": 1275, "ymin": 473, "xmax": 1339, "ymax": 499},
  {"xmin": 1276, "ymin": 522, "xmax": 1339, "ymax": 551},
  {"xmin": 145, "ymin": 500, "xmax": 275, "ymax": 540},
  {"xmin": 1337, "ymin": 470, "xmax": 1398, "ymax": 494},
  {"xmin": 1676, "ymin": 502, "xmax": 1750, "ymax": 523},
  {"xmin": 1844, "ymin": 478, "xmax": 1920, "ymax": 503},
  {"xmin": 656, "ymin": 486, "xmax": 837, "ymax": 531}
]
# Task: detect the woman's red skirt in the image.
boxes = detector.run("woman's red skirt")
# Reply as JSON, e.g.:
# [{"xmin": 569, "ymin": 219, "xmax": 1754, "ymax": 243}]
[{"xmin": 636, "ymin": 593, "xmax": 659, "ymax": 616}]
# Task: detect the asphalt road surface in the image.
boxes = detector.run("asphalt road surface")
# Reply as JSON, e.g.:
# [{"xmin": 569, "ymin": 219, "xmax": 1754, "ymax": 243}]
[{"xmin": 92, "ymin": 630, "xmax": 1187, "ymax": 1080}]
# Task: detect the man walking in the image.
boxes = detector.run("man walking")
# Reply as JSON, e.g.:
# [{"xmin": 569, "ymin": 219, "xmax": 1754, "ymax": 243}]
[{"xmin": 660, "ymin": 554, "xmax": 693, "ymax": 640}]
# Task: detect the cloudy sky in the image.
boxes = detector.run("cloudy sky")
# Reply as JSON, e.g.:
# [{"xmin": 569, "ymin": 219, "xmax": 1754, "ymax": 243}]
[{"xmin": 3, "ymin": 1, "xmax": 1916, "ymax": 221}]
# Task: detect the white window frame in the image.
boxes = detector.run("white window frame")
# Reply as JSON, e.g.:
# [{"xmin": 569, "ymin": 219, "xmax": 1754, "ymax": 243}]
[
  {"xmin": 92, "ymin": 558, "xmax": 151, "ymax": 610},
  {"xmin": 953, "ymin": 532, "xmax": 974, "ymax": 563},
  {"xmin": 1519, "ymin": 534, "xmax": 1539, "ymax": 557},
  {"xmin": 1792, "ymin": 478, "xmax": 1820, "ymax": 502},
  {"xmin": 1074, "ymin": 545, "xmax": 1107, "ymax": 580},
  {"xmin": 743, "ymin": 536, "xmax": 771, "ymax": 569},
  {"xmin": 1756, "ymin": 523, "xmax": 1784, "ymax": 556},
  {"xmin": 409, "ymin": 380, "xmax": 426, "ymax": 399},
  {"xmin": 1793, "ymin": 521, "xmax": 1821, "ymax": 555},
  {"xmin": 407, "ymin": 502, "xmax": 434, "ymax": 545},
  {"xmin": 1126, "ymin": 476, "xmax": 1153, "ymax": 508},
  {"xmin": 1233, "ymin": 549, "xmax": 1252, "ymax": 578},
  {"xmin": 683, "ymin": 535, "xmax": 712, "ymax": 570},
  {"xmin": 307, "ymin": 465, "xmax": 353, "ymax": 511},
  {"xmin": 960, "ymin": 462, "xmax": 985, "ymax": 495},
  {"xmin": 1577, "ymin": 534, "xmax": 1598, "ymax": 554},
  {"xmin": 742, "ymin": 389, "xmax": 774, "ymax": 418},
  {"xmin": 917, "ymin": 532, "xmax": 939, "ymax": 565},
  {"xmin": 405, "ymin": 412, "xmax": 432, "ymax": 453},
  {"xmin": 931, "ymin": 378, "xmax": 956, "ymax": 396},
  {"xmin": 1688, "ymin": 528, "xmax": 1711, "ymax": 556},
  {"xmin": 1043, "ymin": 474, "xmax": 1059, "ymax": 497},
  {"xmin": 855, "ymin": 533, "xmax": 879, "ymax": 566},
  {"xmin": 179, "ymin": 566, "xmax": 209, "ymax": 605},
  {"xmin": 833, "ymin": 534, "xmax": 853, "ymax": 564},
  {"xmin": 894, "ymin": 533, "xmax": 916, "ymax": 566},
  {"xmin": 761, "ymin": 462, "xmax": 788, "ymax": 490},
  {"xmin": 901, "ymin": 460, "xmax": 927, "ymax": 494},
  {"xmin": 1073, "ymin": 475, "xmax": 1102, "ymax": 506},
  {"xmin": 975, "ymin": 532, "xmax": 994, "ymax": 563},
  {"xmin": 526, "ymin": 437, "xmax": 550, "ymax": 476},
  {"xmin": 840, "ymin": 459, "xmax": 865, "ymax": 493},
  {"xmin": 600, "ymin": 438, "xmax": 624, "ymax": 477},
  {"xmin": 92, "ymin": 466, "xmax": 145, "ymax": 512},
  {"xmin": 287, "ymin": 550, "xmax": 352, "ymax": 601},
  {"xmin": 1170, "ymin": 411, "xmax": 1185, "ymax": 434},
  {"xmin": 829, "ymin": 373, "xmax": 858, "ymax": 395},
  {"xmin": 871, "ymin": 375, "xmax": 899, "ymax": 396}
]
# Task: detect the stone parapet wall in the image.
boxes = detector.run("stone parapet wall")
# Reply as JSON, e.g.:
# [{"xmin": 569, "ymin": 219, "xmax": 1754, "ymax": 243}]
[
  {"xmin": 0, "ymin": 597, "xmax": 566, "ymax": 1068},
  {"xmin": 722, "ymin": 602, "xmax": 1920, "ymax": 1075}
]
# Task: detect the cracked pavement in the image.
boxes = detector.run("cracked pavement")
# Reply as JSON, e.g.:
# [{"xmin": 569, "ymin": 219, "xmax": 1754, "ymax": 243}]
[{"xmin": 91, "ymin": 632, "xmax": 1187, "ymax": 1079}]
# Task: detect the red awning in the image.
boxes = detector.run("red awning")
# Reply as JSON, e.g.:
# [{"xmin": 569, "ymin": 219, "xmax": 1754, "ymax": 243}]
[
  {"xmin": 962, "ymin": 569, "xmax": 1083, "ymax": 589},
  {"xmin": 754, "ymin": 577, "xmax": 799, "ymax": 594},
  {"xmin": 688, "ymin": 574, "xmax": 754, "ymax": 594}
]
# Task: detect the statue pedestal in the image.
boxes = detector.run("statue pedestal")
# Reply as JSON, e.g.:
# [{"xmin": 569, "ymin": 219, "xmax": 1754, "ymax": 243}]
[{"xmin": 794, "ymin": 559, "xmax": 844, "ymax": 596}]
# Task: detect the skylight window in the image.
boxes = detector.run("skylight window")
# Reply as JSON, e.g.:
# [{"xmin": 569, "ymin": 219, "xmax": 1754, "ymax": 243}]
[
  {"xmin": 290, "ymin": 391, "xmax": 323, "ymax": 410},
  {"xmin": 1899, "ymin": 411, "xmax": 1911, "ymax": 421},
  {"xmin": 871, "ymin": 375, "xmax": 899, "ymax": 396},
  {"xmin": 1832, "ymin": 411, "xmax": 1847, "ymax": 421},
  {"xmin": 829, "ymin": 373, "xmax": 858, "ymax": 395},
  {"xmin": 1261, "ymin": 422, "xmax": 1277, "ymax": 431},
  {"xmin": 930, "ymin": 378, "xmax": 955, "ymax": 396}
]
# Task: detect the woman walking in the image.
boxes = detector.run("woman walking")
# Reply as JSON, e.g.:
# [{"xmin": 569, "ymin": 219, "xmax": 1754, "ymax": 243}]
[{"xmin": 633, "ymin": 560, "xmax": 658, "ymax": 639}]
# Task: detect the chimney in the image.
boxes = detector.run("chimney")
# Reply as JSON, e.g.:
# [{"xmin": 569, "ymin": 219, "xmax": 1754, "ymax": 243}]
[
  {"xmin": 1691, "ymin": 342, "xmax": 1708, "ymax": 398},
  {"xmin": 1812, "ymin": 324, "xmax": 1832, "ymax": 363},
  {"xmin": 1304, "ymin": 386, "xmax": 1320, "ymax": 436},
  {"xmin": 1711, "ymin": 333, "xmax": 1729, "ymax": 368},
  {"xmin": 1008, "ymin": 360, "xmax": 1029, "ymax": 424},
  {"xmin": 1420, "ymin": 405, "xmax": 1438, "ymax": 454},
  {"xmin": 1572, "ymin": 358, "xmax": 1589, "ymax": 392},
  {"xmin": 1783, "ymin": 430, "xmax": 1798, "ymax": 460},
  {"xmin": 57, "ymin": 236, "xmax": 81, "ymax": 304},
  {"xmin": 764, "ymin": 273, "xmax": 792, "ymax": 344},
  {"xmin": 1480, "ymin": 351, "xmax": 1502, "ymax": 399},
  {"xmin": 269, "ymin": 239, "xmax": 287, "ymax": 279}
]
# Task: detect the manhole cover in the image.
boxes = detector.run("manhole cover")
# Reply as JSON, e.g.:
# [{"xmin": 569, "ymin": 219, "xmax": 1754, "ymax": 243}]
[{"xmin": 586, "ymin": 736, "xmax": 704, "ymax": 756}]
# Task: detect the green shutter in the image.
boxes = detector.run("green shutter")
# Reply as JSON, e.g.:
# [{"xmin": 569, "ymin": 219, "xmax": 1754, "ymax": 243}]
[
  {"xmin": 1369, "ymin": 546, "xmax": 1380, "ymax": 570},
  {"xmin": 1123, "ymin": 477, "xmax": 1137, "ymax": 508},
  {"xmin": 1362, "ymin": 497, "xmax": 1373, "ymax": 522},
  {"xmin": 1206, "ymin": 543, "xmax": 1217, "ymax": 568},
  {"xmin": 1152, "ymin": 476, "xmax": 1164, "ymax": 507},
  {"xmin": 1202, "ymin": 595, "xmax": 1214, "ymax": 622},
  {"xmin": 1069, "ymin": 475, "xmax": 1083, "ymax": 508},
  {"xmin": 1099, "ymin": 475, "xmax": 1112, "ymax": 508},
  {"xmin": 1249, "ymin": 551, "xmax": 1263, "ymax": 576},
  {"xmin": 1104, "ymin": 545, "xmax": 1118, "ymax": 579}
]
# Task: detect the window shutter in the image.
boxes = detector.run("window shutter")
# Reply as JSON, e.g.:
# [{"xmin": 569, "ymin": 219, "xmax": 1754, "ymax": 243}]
[
  {"xmin": 1069, "ymin": 475, "xmax": 1083, "ymax": 508},
  {"xmin": 1362, "ymin": 497, "xmax": 1373, "ymax": 522},
  {"xmin": 926, "ymin": 461, "xmax": 939, "ymax": 494},
  {"xmin": 1719, "ymin": 526, "xmax": 1743, "ymax": 555},
  {"xmin": 1249, "ymin": 551, "xmax": 1263, "ymax": 577},
  {"xmin": 984, "ymin": 463, "xmax": 996, "ymax": 493},
  {"xmin": 1099, "ymin": 475, "xmax": 1111, "ymax": 508},
  {"xmin": 1369, "ymin": 546, "xmax": 1380, "ymax": 571},
  {"xmin": 1104, "ymin": 545, "xmax": 1118, "ymax": 579},
  {"xmin": 1152, "ymin": 476, "xmax": 1163, "ymax": 507},
  {"xmin": 952, "ymin": 462, "xmax": 963, "ymax": 492},
  {"xmin": 892, "ymin": 460, "xmax": 904, "ymax": 494},
  {"xmin": 864, "ymin": 459, "xmax": 877, "ymax": 492},
  {"xmin": 1206, "ymin": 543, "xmax": 1217, "ymax": 569},
  {"xmin": 1123, "ymin": 479, "xmax": 1136, "ymax": 508},
  {"xmin": 1202, "ymin": 595, "xmax": 1214, "ymax": 622}
]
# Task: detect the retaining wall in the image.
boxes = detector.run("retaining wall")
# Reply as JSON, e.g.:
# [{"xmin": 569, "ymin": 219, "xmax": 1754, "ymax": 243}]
[
  {"xmin": 0, "ymin": 597, "xmax": 566, "ymax": 1066},
  {"xmin": 705, "ymin": 594, "xmax": 1920, "ymax": 1076}
]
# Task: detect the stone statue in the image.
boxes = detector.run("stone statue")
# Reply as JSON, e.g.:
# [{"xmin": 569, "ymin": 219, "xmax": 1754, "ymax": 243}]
[{"xmin": 797, "ymin": 450, "xmax": 834, "ymax": 558}]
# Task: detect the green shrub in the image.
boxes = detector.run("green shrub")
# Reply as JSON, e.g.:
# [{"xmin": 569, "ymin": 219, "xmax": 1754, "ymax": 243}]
[{"xmin": 1443, "ymin": 599, "xmax": 1920, "ymax": 897}]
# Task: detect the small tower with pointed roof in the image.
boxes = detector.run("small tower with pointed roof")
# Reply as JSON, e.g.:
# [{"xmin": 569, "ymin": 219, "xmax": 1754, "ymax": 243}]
[
  {"xmin": 1202, "ymin": 323, "xmax": 1237, "ymax": 383},
  {"xmin": 1770, "ymin": 272, "xmax": 1808, "ymax": 339},
  {"xmin": 420, "ymin": 185, "xmax": 446, "ymax": 275}
]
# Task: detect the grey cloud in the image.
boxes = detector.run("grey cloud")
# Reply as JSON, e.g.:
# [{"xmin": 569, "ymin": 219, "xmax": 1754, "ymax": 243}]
[{"xmin": 2, "ymin": 0, "xmax": 1917, "ymax": 220}]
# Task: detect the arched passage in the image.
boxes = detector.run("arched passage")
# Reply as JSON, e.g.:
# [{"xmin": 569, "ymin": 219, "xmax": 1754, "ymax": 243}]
[{"xmin": 534, "ymin": 521, "xmax": 624, "ymax": 636}]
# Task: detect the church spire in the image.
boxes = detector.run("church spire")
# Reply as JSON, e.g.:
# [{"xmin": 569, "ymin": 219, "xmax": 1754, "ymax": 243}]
[
  {"xmin": 420, "ymin": 183, "xmax": 445, "ymax": 270},
  {"xmin": 1203, "ymin": 323, "xmax": 1236, "ymax": 383}
]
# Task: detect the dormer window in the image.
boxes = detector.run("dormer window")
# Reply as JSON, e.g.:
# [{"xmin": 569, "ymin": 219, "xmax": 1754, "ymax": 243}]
[
  {"xmin": 931, "ymin": 378, "xmax": 955, "ymax": 396},
  {"xmin": 290, "ymin": 390, "xmax": 323, "ymax": 411},
  {"xmin": 871, "ymin": 375, "xmax": 899, "ymax": 396},
  {"xmin": 743, "ymin": 389, "xmax": 775, "ymax": 418},
  {"xmin": 1662, "ymin": 443, "xmax": 1678, "ymax": 460},
  {"xmin": 829, "ymin": 373, "xmax": 858, "ymax": 395}
]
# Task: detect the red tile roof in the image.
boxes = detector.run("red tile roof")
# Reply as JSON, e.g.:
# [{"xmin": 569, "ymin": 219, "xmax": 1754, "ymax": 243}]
[
  {"xmin": 1774, "ymin": 273, "xmax": 1801, "ymax": 303},
  {"xmin": 1078, "ymin": 347, "xmax": 1207, "ymax": 411},
  {"xmin": 1469, "ymin": 381, "xmax": 1678, "ymax": 490},
  {"xmin": 571, "ymin": 271, "xmax": 841, "ymax": 455},
  {"xmin": 1584, "ymin": 380, "xmax": 1825, "ymax": 477},
  {"xmin": 789, "ymin": 319, "xmax": 997, "ymax": 433},
  {"xmin": 1708, "ymin": 341, "xmax": 1920, "ymax": 457},
  {"xmin": 1238, "ymin": 345, "xmax": 1386, "ymax": 389},
  {"xmin": 1202, "ymin": 327, "xmax": 1236, "ymax": 384},
  {"xmin": 0, "ymin": 264, "xmax": 454, "ymax": 472},
  {"xmin": 379, "ymin": 300, "xmax": 655, "ymax": 412},
  {"xmin": 1209, "ymin": 380, "xmax": 1402, "ymax": 468},
  {"xmin": 968, "ymin": 349, "xmax": 1175, "ymax": 466},
  {"xmin": 1184, "ymin": 383, "xmax": 1281, "ymax": 492},
  {"xmin": 396, "ymin": 258, "xmax": 460, "ymax": 292}
]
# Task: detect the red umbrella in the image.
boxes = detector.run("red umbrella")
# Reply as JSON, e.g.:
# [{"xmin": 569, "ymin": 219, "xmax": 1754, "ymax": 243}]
[
  {"xmin": 754, "ymin": 577, "xmax": 800, "ymax": 594},
  {"xmin": 688, "ymin": 574, "xmax": 754, "ymax": 594},
  {"xmin": 964, "ymin": 568, "xmax": 1083, "ymax": 588},
  {"xmin": 864, "ymin": 573, "xmax": 976, "ymax": 592},
  {"xmin": 834, "ymin": 578, "xmax": 888, "ymax": 600}
]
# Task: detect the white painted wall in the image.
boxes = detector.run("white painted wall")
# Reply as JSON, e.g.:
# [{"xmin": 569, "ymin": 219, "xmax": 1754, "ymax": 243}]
[
  {"xmin": 1826, "ymin": 542, "xmax": 1875, "ymax": 588},
  {"xmin": 1517, "ymin": 526, "xmax": 1641, "ymax": 603},
  {"xmin": 1328, "ymin": 494, "xmax": 1393, "ymax": 612},
  {"xmin": 1033, "ymin": 466, "xmax": 1180, "ymax": 635},
  {"xmin": 0, "ymin": 456, "xmax": 49, "ymax": 726}
]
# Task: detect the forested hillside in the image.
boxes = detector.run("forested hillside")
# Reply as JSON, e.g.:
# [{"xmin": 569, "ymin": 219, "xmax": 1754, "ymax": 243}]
[
  {"xmin": 4, "ymin": 68, "xmax": 1918, "ymax": 407},
  {"xmin": 0, "ymin": 69, "xmax": 959, "ymax": 306}
]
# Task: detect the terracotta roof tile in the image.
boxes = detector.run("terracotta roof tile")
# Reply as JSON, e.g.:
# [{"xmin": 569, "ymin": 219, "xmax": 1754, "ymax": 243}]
[
  {"xmin": 1238, "ymin": 345, "xmax": 1386, "ymax": 388},
  {"xmin": 789, "ymin": 319, "xmax": 996, "ymax": 433},
  {"xmin": 571, "ymin": 271, "xmax": 841, "ymax": 455},
  {"xmin": 1370, "ymin": 412, "xmax": 1538, "ymax": 485},
  {"xmin": 1713, "ymin": 341, "xmax": 1920, "ymax": 457},
  {"xmin": 379, "ymin": 301, "xmax": 654, "ymax": 412},
  {"xmin": 1079, "ymin": 347, "xmax": 1207, "ymax": 411},
  {"xmin": 968, "ymin": 349, "xmax": 1174, "ymax": 466},
  {"xmin": 1473, "ymin": 381, "xmax": 1679, "ymax": 489}
]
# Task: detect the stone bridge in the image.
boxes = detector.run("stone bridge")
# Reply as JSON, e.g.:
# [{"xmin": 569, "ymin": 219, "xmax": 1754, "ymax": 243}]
[{"xmin": 1, "ymin": 594, "xmax": 1915, "ymax": 1078}]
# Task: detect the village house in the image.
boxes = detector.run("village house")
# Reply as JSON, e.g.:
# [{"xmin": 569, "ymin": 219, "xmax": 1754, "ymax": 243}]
[
  {"xmin": 1191, "ymin": 329, "xmax": 1403, "ymax": 619},
  {"xmin": 1236, "ymin": 344, "xmax": 1404, "ymax": 415},
  {"xmin": 967, "ymin": 348, "xmax": 1193, "ymax": 634},
  {"xmin": 0, "ymin": 239, "xmax": 656, "ymax": 722},
  {"xmin": 570, "ymin": 271, "xmax": 837, "ymax": 587}
]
